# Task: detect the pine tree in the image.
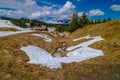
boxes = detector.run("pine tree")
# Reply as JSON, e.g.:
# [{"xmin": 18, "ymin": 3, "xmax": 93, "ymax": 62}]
[
  {"xmin": 107, "ymin": 17, "xmax": 111, "ymax": 21},
  {"xmin": 56, "ymin": 25, "xmax": 65, "ymax": 32},
  {"xmin": 97, "ymin": 18, "xmax": 101, "ymax": 23},
  {"xmin": 69, "ymin": 12, "xmax": 78, "ymax": 32},
  {"xmin": 78, "ymin": 12, "xmax": 90, "ymax": 27},
  {"xmin": 103, "ymin": 18, "xmax": 107, "ymax": 22},
  {"xmin": 91, "ymin": 19, "xmax": 95, "ymax": 24}
]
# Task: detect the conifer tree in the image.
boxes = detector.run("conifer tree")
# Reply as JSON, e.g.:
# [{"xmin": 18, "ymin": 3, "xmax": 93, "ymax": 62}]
[
  {"xmin": 97, "ymin": 18, "xmax": 101, "ymax": 23},
  {"xmin": 91, "ymin": 19, "xmax": 94, "ymax": 24},
  {"xmin": 107, "ymin": 17, "xmax": 111, "ymax": 21},
  {"xmin": 103, "ymin": 18, "xmax": 107, "ymax": 22},
  {"xmin": 78, "ymin": 12, "xmax": 90, "ymax": 27},
  {"xmin": 69, "ymin": 12, "xmax": 78, "ymax": 32}
]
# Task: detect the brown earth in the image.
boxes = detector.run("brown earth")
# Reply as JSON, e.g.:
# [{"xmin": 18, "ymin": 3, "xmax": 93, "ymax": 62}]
[{"xmin": 0, "ymin": 20, "xmax": 120, "ymax": 80}]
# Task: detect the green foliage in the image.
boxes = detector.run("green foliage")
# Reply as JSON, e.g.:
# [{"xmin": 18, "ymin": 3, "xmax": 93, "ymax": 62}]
[
  {"xmin": 10, "ymin": 18, "xmax": 29, "ymax": 28},
  {"xmin": 0, "ymin": 16, "xmax": 113, "ymax": 33},
  {"xmin": 10, "ymin": 18, "xmax": 47, "ymax": 28},
  {"xmin": 97, "ymin": 18, "xmax": 101, "ymax": 23},
  {"xmin": 56, "ymin": 25, "xmax": 68, "ymax": 32},
  {"xmin": 68, "ymin": 12, "xmax": 90, "ymax": 32},
  {"xmin": 0, "ymin": 16, "xmax": 68, "ymax": 28},
  {"xmin": 103, "ymin": 18, "xmax": 107, "ymax": 22},
  {"xmin": 78, "ymin": 12, "xmax": 90, "ymax": 27},
  {"xmin": 91, "ymin": 20, "xmax": 94, "ymax": 24},
  {"xmin": 107, "ymin": 17, "xmax": 111, "ymax": 21},
  {"xmin": 93, "ymin": 17, "xmax": 112, "ymax": 24},
  {"xmin": 68, "ymin": 12, "xmax": 78, "ymax": 32}
]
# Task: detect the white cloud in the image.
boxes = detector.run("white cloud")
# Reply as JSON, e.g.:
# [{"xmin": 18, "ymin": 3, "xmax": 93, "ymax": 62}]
[
  {"xmin": 31, "ymin": 11, "xmax": 51, "ymax": 18},
  {"xmin": 78, "ymin": 12, "xmax": 84, "ymax": 17},
  {"xmin": 110, "ymin": 4, "xmax": 120, "ymax": 11},
  {"xmin": 38, "ymin": 0, "xmax": 57, "ymax": 7},
  {"xmin": 0, "ymin": 0, "xmax": 106, "ymax": 22},
  {"xmin": 0, "ymin": 0, "xmax": 75, "ymax": 22},
  {"xmin": 0, "ymin": 10, "xmax": 26, "ymax": 18},
  {"xmin": 24, "ymin": 0, "xmax": 36, "ymax": 7},
  {"xmin": 88, "ymin": 9, "xmax": 104, "ymax": 17},
  {"xmin": 56, "ymin": 1, "xmax": 75, "ymax": 15},
  {"xmin": 53, "ymin": 1, "xmax": 75, "ymax": 20},
  {"xmin": 0, "ymin": 0, "xmax": 23, "ymax": 9},
  {"xmin": 63, "ymin": 1, "xmax": 75, "ymax": 9}
]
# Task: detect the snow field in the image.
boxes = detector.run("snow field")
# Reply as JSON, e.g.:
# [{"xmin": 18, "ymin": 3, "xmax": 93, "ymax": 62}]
[
  {"xmin": 32, "ymin": 33, "xmax": 52, "ymax": 42},
  {"xmin": 21, "ymin": 36, "xmax": 104, "ymax": 68},
  {"xmin": 0, "ymin": 20, "xmax": 33, "ymax": 37}
]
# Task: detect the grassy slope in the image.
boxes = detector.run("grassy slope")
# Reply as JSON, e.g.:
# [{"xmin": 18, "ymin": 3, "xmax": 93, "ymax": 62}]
[{"xmin": 0, "ymin": 20, "xmax": 120, "ymax": 80}]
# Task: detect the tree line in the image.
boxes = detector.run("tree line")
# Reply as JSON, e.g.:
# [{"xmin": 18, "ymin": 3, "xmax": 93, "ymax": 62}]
[
  {"xmin": 0, "ymin": 16, "xmax": 67, "ymax": 28},
  {"xmin": 0, "ymin": 15, "xmax": 112, "ymax": 32},
  {"xmin": 56, "ymin": 12, "xmax": 112, "ymax": 32}
]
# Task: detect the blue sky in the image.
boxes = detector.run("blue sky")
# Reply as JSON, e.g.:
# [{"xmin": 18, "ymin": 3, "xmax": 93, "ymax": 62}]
[{"xmin": 0, "ymin": 0, "xmax": 120, "ymax": 22}]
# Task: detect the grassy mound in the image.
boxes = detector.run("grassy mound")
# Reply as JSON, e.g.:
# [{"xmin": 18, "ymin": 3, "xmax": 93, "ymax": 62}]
[{"xmin": 0, "ymin": 20, "xmax": 120, "ymax": 80}]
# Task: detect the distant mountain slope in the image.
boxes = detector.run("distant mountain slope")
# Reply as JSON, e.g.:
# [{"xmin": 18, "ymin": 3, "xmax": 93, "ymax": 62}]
[{"xmin": 57, "ymin": 19, "xmax": 70, "ymax": 24}]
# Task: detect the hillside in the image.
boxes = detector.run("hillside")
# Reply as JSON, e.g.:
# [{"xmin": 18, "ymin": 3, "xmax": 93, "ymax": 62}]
[
  {"xmin": 0, "ymin": 16, "xmax": 68, "ymax": 28},
  {"xmin": 69, "ymin": 20, "xmax": 120, "ymax": 55},
  {"xmin": 0, "ymin": 20, "xmax": 120, "ymax": 80},
  {"xmin": 0, "ymin": 20, "xmax": 31, "ymax": 31}
]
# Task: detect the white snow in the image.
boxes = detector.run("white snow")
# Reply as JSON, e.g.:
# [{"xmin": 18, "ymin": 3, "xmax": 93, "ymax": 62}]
[
  {"xmin": 32, "ymin": 33, "xmax": 52, "ymax": 42},
  {"xmin": 0, "ymin": 20, "xmax": 34, "ymax": 38},
  {"xmin": 73, "ymin": 35, "xmax": 90, "ymax": 41},
  {"xmin": 21, "ymin": 46, "xmax": 54, "ymax": 64},
  {"xmin": 21, "ymin": 36, "xmax": 104, "ymax": 69},
  {"xmin": 0, "ymin": 20, "xmax": 31, "ymax": 31},
  {"xmin": 58, "ymin": 32, "xmax": 69, "ymax": 37},
  {"xmin": 67, "ymin": 36, "xmax": 104, "ymax": 51},
  {"xmin": 0, "ymin": 31, "xmax": 33, "ymax": 37}
]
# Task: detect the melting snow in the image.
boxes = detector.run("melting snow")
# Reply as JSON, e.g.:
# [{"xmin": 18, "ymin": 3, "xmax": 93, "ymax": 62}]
[
  {"xmin": 0, "ymin": 20, "xmax": 34, "ymax": 38},
  {"xmin": 21, "ymin": 36, "xmax": 104, "ymax": 69},
  {"xmin": 50, "ymin": 33, "xmax": 57, "ymax": 36},
  {"xmin": 0, "ymin": 31, "xmax": 33, "ymax": 38},
  {"xmin": 0, "ymin": 20, "xmax": 31, "ymax": 31},
  {"xmin": 67, "ymin": 36, "xmax": 104, "ymax": 51},
  {"xmin": 32, "ymin": 33, "xmax": 52, "ymax": 42},
  {"xmin": 73, "ymin": 35, "xmax": 90, "ymax": 41}
]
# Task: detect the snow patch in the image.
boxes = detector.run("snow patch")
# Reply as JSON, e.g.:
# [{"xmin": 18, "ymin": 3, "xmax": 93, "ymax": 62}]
[
  {"xmin": 73, "ymin": 35, "xmax": 90, "ymax": 41},
  {"xmin": 21, "ymin": 36, "xmax": 104, "ymax": 69},
  {"xmin": 0, "ymin": 20, "xmax": 31, "ymax": 31},
  {"xmin": 50, "ymin": 33, "xmax": 57, "ymax": 36},
  {"xmin": 32, "ymin": 33, "xmax": 52, "ymax": 42},
  {"xmin": 67, "ymin": 36, "xmax": 104, "ymax": 51},
  {"xmin": 58, "ymin": 32, "xmax": 69, "ymax": 37},
  {"xmin": 0, "ymin": 31, "xmax": 33, "ymax": 38}
]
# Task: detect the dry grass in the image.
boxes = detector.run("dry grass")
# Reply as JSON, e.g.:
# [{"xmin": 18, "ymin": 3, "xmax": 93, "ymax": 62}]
[
  {"xmin": 0, "ymin": 27, "xmax": 19, "ymax": 31},
  {"xmin": 0, "ymin": 20, "xmax": 120, "ymax": 80}
]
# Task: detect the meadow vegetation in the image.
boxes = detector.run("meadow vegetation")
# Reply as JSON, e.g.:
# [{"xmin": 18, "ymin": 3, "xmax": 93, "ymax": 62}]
[{"xmin": 0, "ymin": 20, "xmax": 120, "ymax": 80}]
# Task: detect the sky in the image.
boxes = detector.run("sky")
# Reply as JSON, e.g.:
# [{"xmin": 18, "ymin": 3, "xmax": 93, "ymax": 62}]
[{"xmin": 0, "ymin": 0, "xmax": 120, "ymax": 22}]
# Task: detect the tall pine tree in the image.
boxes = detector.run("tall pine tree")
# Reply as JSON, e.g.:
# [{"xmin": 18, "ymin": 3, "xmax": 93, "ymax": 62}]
[
  {"xmin": 78, "ymin": 12, "xmax": 90, "ymax": 27},
  {"xmin": 68, "ymin": 12, "xmax": 78, "ymax": 32},
  {"xmin": 107, "ymin": 17, "xmax": 111, "ymax": 21}
]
